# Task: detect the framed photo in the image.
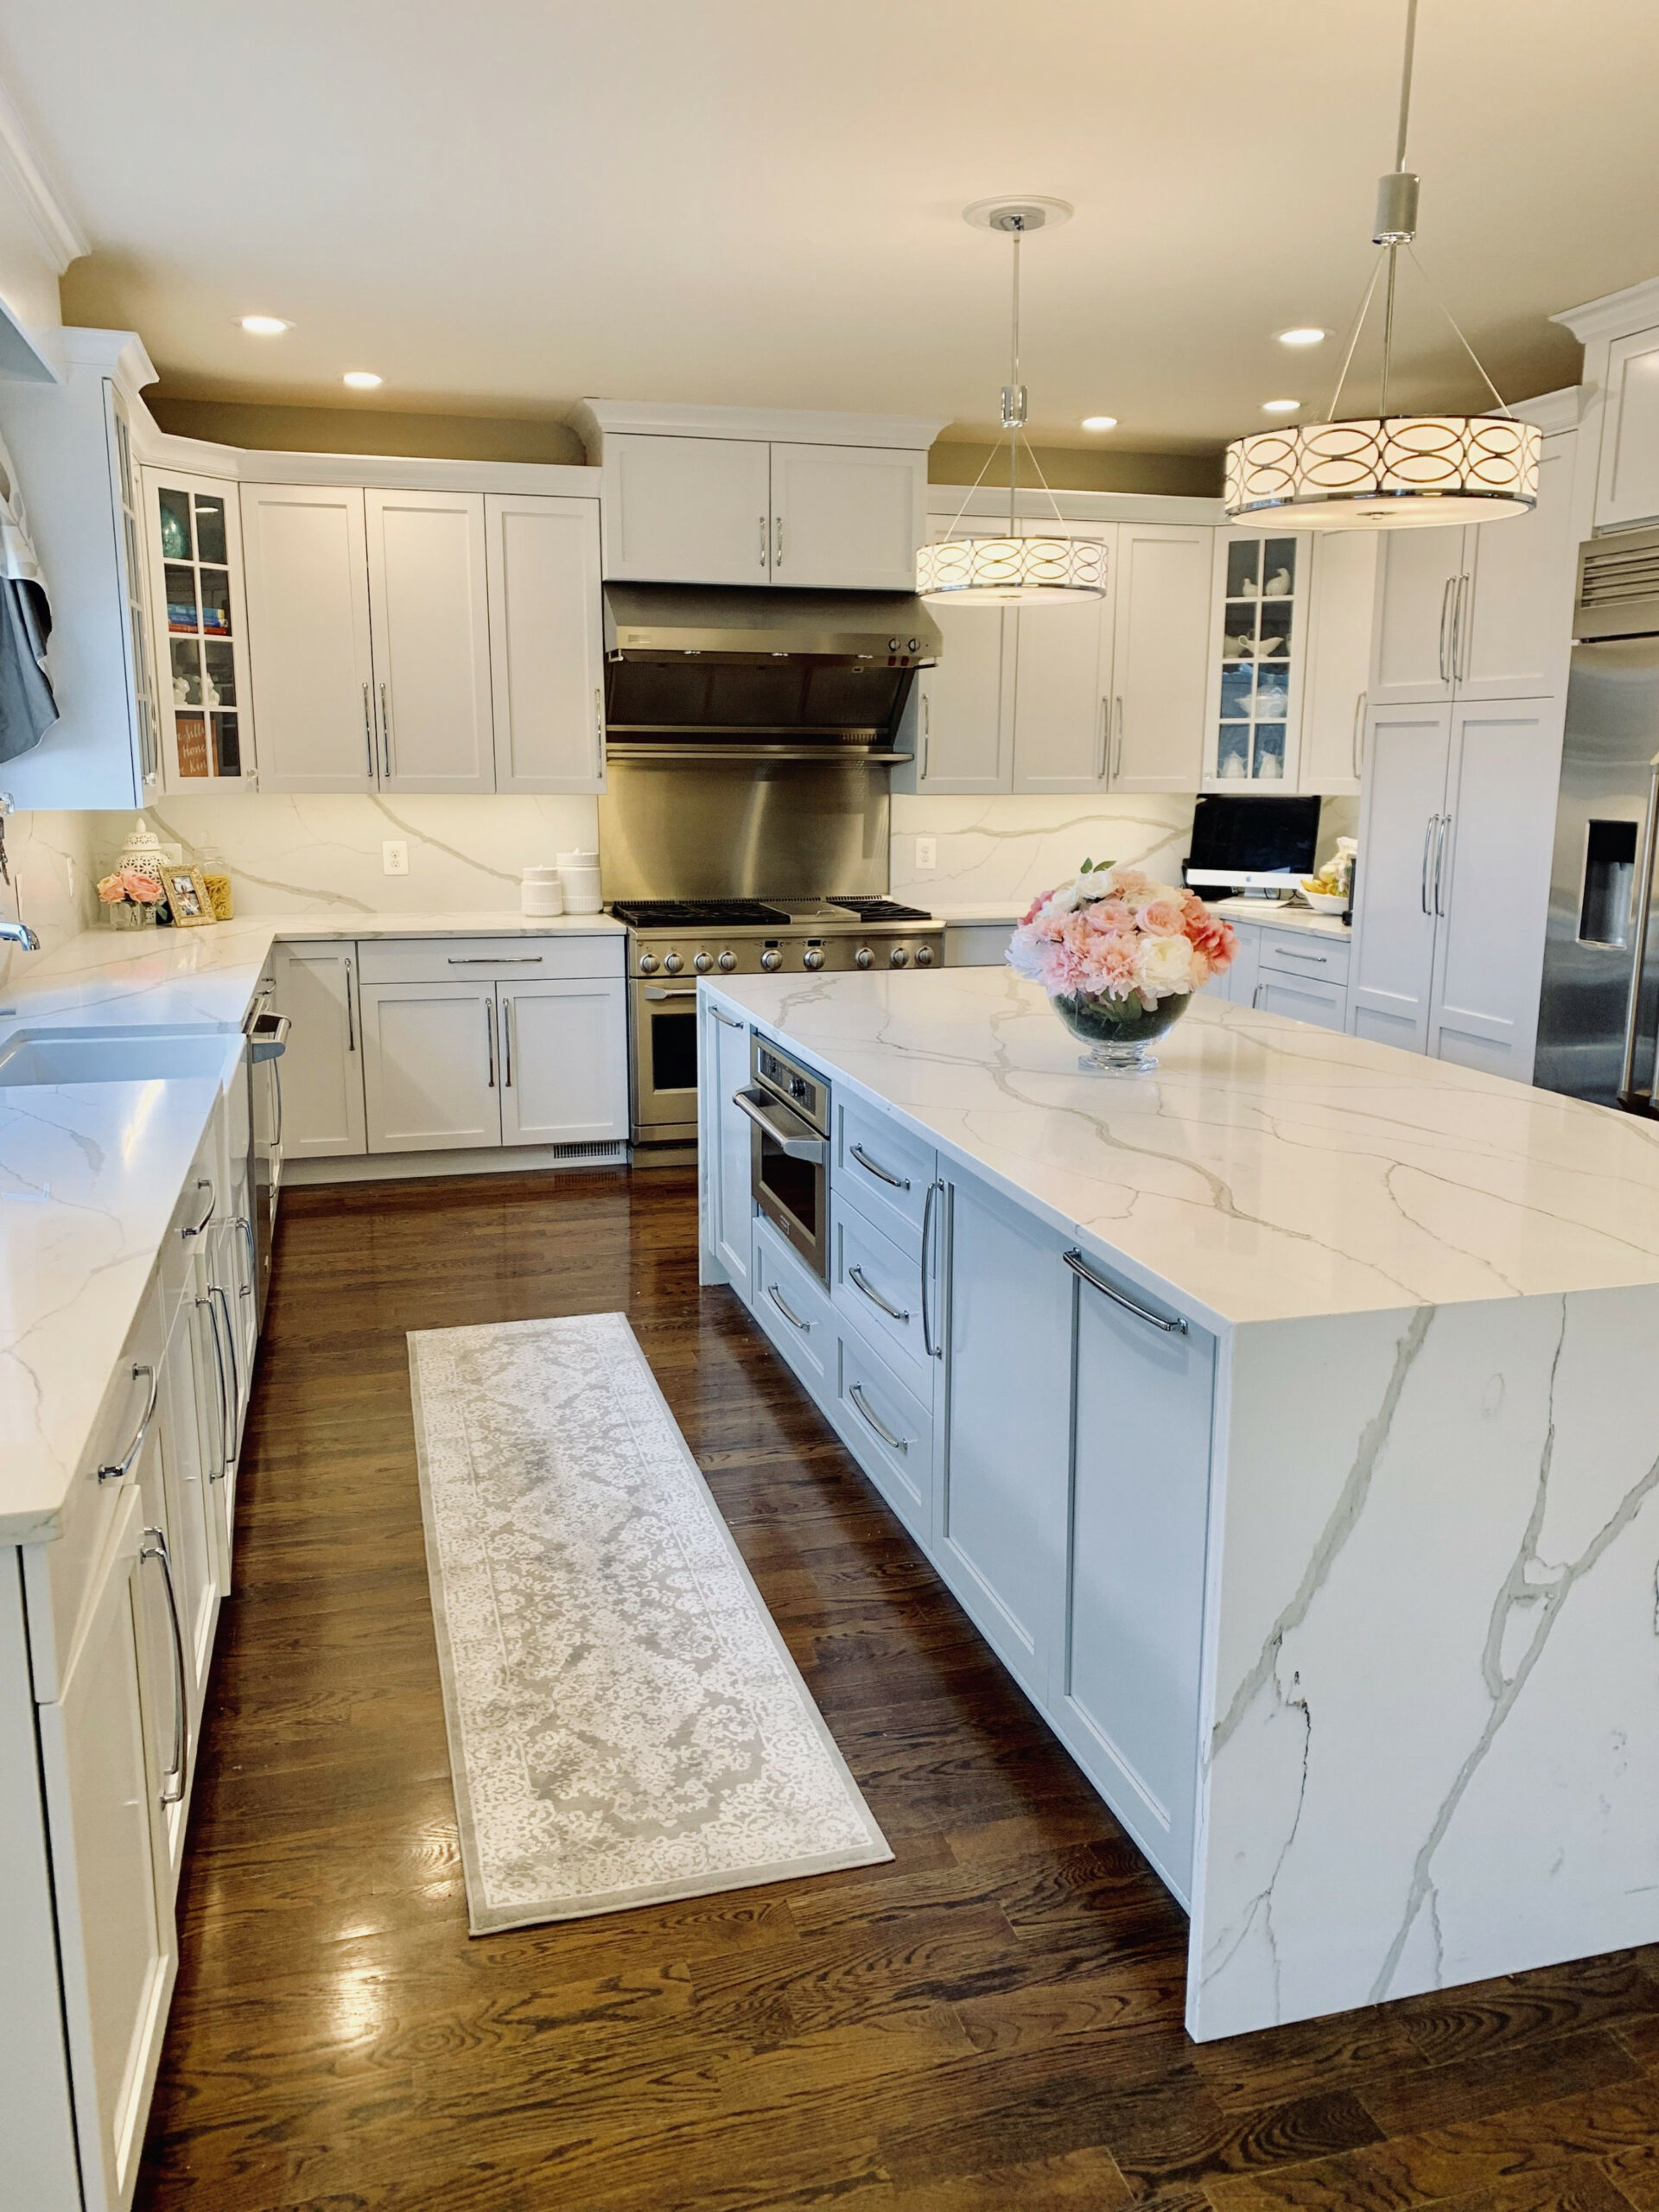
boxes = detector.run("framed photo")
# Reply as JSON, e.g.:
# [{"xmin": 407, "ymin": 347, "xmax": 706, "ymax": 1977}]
[{"xmin": 162, "ymin": 863, "xmax": 216, "ymax": 927}]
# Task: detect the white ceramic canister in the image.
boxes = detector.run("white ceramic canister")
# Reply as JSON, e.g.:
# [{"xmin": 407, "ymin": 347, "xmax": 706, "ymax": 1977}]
[
  {"xmin": 556, "ymin": 849, "xmax": 603, "ymax": 914},
  {"xmin": 521, "ymin": 866, "xmax": 564, "ymax": 917}
]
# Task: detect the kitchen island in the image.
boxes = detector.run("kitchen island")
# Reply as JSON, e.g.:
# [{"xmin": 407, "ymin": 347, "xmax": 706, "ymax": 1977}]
[{"xmin": 698, "ymin": 963, "xmax": 1659, "ymax": 2042}]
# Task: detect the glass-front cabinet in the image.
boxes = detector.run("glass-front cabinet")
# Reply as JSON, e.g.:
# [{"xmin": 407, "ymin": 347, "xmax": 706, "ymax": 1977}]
[
  {"xmin": 1203, "ymin": 528, "xmax": 1310, "ymax": 791},
  {"xmin": 142, "ymin": 467, "xmax": 257, "ymax": 789}
]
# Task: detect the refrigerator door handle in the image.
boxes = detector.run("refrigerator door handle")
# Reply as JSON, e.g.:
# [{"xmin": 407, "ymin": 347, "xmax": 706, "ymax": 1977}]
[{"xmin": 1618, "ymin": 751, "xmax": 1659, "ymax": 1108}]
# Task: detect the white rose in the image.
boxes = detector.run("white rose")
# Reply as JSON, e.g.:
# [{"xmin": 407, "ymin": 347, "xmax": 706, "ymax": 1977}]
[
  {"xmin": 1046, "ymin": 884, "xmax": 1082, "ymax": 916},
  {"xmin": 1137, "ymin": 931, "xmax": 1195, "ymax": 1001}
]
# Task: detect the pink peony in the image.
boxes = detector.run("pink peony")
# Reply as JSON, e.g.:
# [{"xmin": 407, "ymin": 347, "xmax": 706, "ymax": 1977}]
[
  {"xmin": 1137, "ymin": 895, "xmax": 1185, "ymax": 936},
  {"xmin": 1181, "ymin": 890, "xmax": 1236, "ymax": 974}
]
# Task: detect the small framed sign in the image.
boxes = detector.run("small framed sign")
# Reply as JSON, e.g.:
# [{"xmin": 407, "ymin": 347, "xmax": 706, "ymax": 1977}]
[{"xmin": 162, "ymin": 863, "xmax": 217, "ymax": 927}]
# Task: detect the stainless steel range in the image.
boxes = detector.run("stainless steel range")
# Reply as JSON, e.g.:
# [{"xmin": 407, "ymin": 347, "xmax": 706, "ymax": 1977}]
[{"xmin": 613, "ymin": 895, "xmax": 942, "ymax": 1153}]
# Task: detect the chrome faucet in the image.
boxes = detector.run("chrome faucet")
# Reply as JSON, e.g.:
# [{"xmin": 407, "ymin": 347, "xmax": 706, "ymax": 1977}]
[{"xmin": 0, "ymin": 918, "xmax": 40, "ymax": 950}]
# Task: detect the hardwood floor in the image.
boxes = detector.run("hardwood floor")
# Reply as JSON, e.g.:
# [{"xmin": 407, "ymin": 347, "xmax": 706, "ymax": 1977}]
[{"xmin": 136, "ymin": 1167, "xmax": 1659, "ymax": 2212}]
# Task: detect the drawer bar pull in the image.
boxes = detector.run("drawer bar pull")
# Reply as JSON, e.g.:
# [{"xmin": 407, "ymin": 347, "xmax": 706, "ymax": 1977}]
[
  {"xmin": 180, "ymin": 1177, "xmax": 215, "ymax": 1239},
  {"xmin": 849, "ymin": 1264, "xmax": 909, "ymax": 1324},
  {"xmin": 448, "ymin": 955, "xmax": 544, "ymax": 964},
  {"xmin": 98, "ymin": 1363, "xmax": 160, "ymax": 1484},
  {"xmin": 849, "ymin": 1382, "xmax": 909, "ymax": 1453},
  {"xmin": 766, "ymin": 1283, "xmax": 810, "ymax": 1333},
  {"xmin": 1270, "ymin": 945, "xmax": 1331, "ymax": 963},
  {"xmin": 1064, "ymin": 1248, "xmax": 1188, "ymax": 1337},
  {"xmin": 850, "ymin": 1142, "xmax": 909, "ymax": 1191}
]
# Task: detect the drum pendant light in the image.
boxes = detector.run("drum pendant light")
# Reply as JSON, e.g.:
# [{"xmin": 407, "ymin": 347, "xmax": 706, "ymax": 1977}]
[
  {"xmin": 917, "ymin": 202, "xmax": 1106, "ymax": 605},
  {"xmin": 1224, "ymin": 0, "xmax": 1539, "ymax": 531}
]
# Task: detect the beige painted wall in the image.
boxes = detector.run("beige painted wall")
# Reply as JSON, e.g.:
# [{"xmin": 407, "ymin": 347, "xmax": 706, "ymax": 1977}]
[
  {"xmin": 148, "ymin": 396, "xmax": 585, "ymax": 464},
  {"xmin": 930, "ymin": 440, "xmax": 1219, "ymax": 499}
]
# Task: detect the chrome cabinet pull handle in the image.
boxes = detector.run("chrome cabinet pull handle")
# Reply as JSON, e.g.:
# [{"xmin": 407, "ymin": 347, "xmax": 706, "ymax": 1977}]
[
  {"xmin": 920, "ymin": 690, "xmax": 930, "ymax": 781},
  {"xmin": 709, "ymin": 1004, "xmax": 744, "ymax": 1028},
  {"xmin": 759, "ymin": 516, "xmax": 767, "ymax": 569},
  {"xmin": 344, "ymin": 957, "xmax": 356, "ymax": 1052},
  {"xmin": 502, "ymin": 997, "xmax": 513, "ymax": 1089},
  {"xmin": 379, "ymin": 681, "xmax": 392, "ymax": 779},
  {"xmin": 1112, "ymin": 696, "xmax": 1124, "ymax": 779},
  {"xmin": 1454, "ymin": 574, "xmax": 1471, "ymax": 683},
  {"xmin": 139, "ymin": 1525, "xmax": 189, "ymax": 1803},
  {"xmin": 232, "ymin": 1213, "xmax": 256, "ymax": 1297},
  {"xmin": 211, "ymin": 1278, "xmax": 240, "ymax": 1423},
  {"xmin": 849, "ymin": 1141, "xmax": 908, "ymax": 1191},
  {"xmin": 1272, "ymin": 944, "xmax": 1328, "ymax": 963},
  {"xmin": 774, "ymin": 515, "xmax": 783, "ymax": 569},
  {"xmin": 197, "ymin": 1295, "xmax": 231, "ymax": 1478},
  {"xmin": 1351, "ymin": 690, "xmax": 1367, "ymax": 779},
  {"xmin": 272, "ymin": 1052, "xmax": 284, "ymax": 1150},
  {"xmin": 1251, "ymin": 982, "xmax": 1264, "ymax": 1008},
  {"xmin": 485, "ymin": 1000, "xmax": 496, "ymax": 1088},
  {"xmin": 448, "ymin": 954, "xmax": 543, "ymax": 964},
  {"xmin": 1095, "ymin": 696, "xmax": 1109, "ymax": 781},
  {"xmin": 1438, "ymin": 577, "xmax": 1455, "ymax": 684},
  {"xmin": 1618, "ymin": 750, "xmax": 1659, "ymax": 1105},
  {"xmin": 98, "ymin": 1363, "xmax": 159, "ymax": 1484},
  {"xmin": 849, "ymin": 1263, "xmax": 909, "ymax": 1325},
  {"xmin": 181, "ymin": 1178, "xmax": 215, "ymax": 1240},
  {"xmin": 849, "ymin": 1382, "xmax": 908, "ymax": 1453},
  {"xmin": 361, "ymin": 682, "xmax": 374, "ymax": 779},
  {"xmin": 1064, "ymin": 1247, "xmax": 1187, "ymax": 1335},
  {"xmin": 594, "ymin": 686, "xmax": 605, "ymax": 777},
  {"xmin": 1433, "ymin": 812, "xmax": 1452, "ymax": 918},
  {"xmin": 1421, "ymin": 814, "xmax": 1437, "ymax": 915},
  {"xmin": 766, "ymin": 1282, "xmax": 810, "ymax": 1333},
  {"xmin": 920, "ymin": 1178, "xmax": 940, "ymax": 1359}
]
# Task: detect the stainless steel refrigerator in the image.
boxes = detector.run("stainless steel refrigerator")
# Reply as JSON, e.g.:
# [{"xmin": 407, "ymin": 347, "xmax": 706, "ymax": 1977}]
[{"xmin": 1535, "ymin": 524, "xmax": 1659, "ymax": 1109}]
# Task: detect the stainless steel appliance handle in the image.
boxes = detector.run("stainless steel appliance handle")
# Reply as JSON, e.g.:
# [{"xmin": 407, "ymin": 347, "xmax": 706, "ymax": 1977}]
[
  {"xmin": 849, "ymin": 1382, "xmax": 908, "ymax": 1454},
  {"xmin": 197, "ymin": 1294, "xmax": 231, "ymax": 1478},
  {"xmin": 1618, "ymin": 751, "xmax": 1659, "ymax": 1106},
  {"xmin": 1351, "ymin": 690, "xmax": 1367, "ymax": 779},
  {"xmin": 733, "ymin": 1088, "xmax": 828, "ymax": 1162},
  {"xmin": 1454, "ymin": 574, "xmax": 1471, "ymax": 683},
  {"xmin": 181, "ymin": 1177, "xmax": 215, "ymax": 1240},
  {"xmin": 485, "ymin": 1000, "xmax": 496, "ymax": 1088},
  {"xmin": 361, "ymin": 682, "xmax": 374, "ymax": 779},
  {"xmin": 645, "ymin": 986, "xmax": 698, "ymax": 1001},
  {"xmin": 1421, "ymin": 815, "xmax": 1437, "ymax": 915},
  {"xmin": 709, "ymin": 1005, "xmax": 744, "ymax": 1028},
  {"xmin": 1438, "ymin": 577, "xmax": 1455, "ymax": 684},
  {"xmin": 98, "ymin": 1363, "xmax": 159, "ymax": 1484},
  {"xmin": 139, "ymin": 1526, "xmax": 189, "ymax": 1804},
  {"xmin": 502, "ymin": 997, "xmax": 513, "ymax": 1089},
  {"xmin": 448, "ymin": 956, "xmax": 543, "ymax": 964},
  {"xmin": 920, "ymin": 1178, "xmax": 938, "ymax": 1358},
  {"xmin": 849, "ymin": 1141, "xmax": 908, "ymax": 1191},
  {"xmin": 272, "ymin": 1052, "xmax": 283, "ymax": 1150},
  {"xmin": 345, "ymin": 957, "xmax": 356, "ymax": 1052},
  {"xmin": 379, "ymin": 682, "xmax": 392, "ymax": 779},
  {"xmin": 1112, "ymin": 696, "xmax": 1124, "ymax": 779},
  {"xmin": 1433, "ymin": 813, "xmax": 1452, "ymax": 918},
  {"xmin": 849, "ymin": 1264, "xmax": 909, "ymax": 1325},
  {"xmin": 1064, "ymin": 1246, "xmax": 1187, "ymax": 1336},
  {"xmin": 766, "ymin": 1282, "xmax": 810, "ymax": 1333}
]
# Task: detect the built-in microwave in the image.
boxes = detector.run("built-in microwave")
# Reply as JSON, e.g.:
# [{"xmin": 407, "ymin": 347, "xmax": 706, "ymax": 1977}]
[{"xmin": 734, "ymin": 1037, "xmax": 830, "ymax": 1281}]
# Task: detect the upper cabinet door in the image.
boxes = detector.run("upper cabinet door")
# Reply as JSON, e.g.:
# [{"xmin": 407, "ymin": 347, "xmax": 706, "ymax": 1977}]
[
  {"xmin": 241, "ymin": 484, "xmax": 376, "ymax": 793},
  {"xmin": 1109, "ymin": 524, "xmax": 1211, "ymax": 792},
  {"xmin": 365, "ymin": 489, "xmax": 494, "ymax": 793},
  {"xmin": 1347, "ymin": 702, "xmax": 1452, "ymax": 1053},
  {"xmin": 1456, "ymin": 432, "xmax": 1576, "ymax": 702},
  {"xmin": 143, "ymin": 467, "xmax": 257, "ymax": 793},
  {"xmin": 602, "ymin": 434, "xmax": 772, "ymax": 584},
  {"xmin": 768, "ymin": 443, "xmax": 926, "ymax": 591},
  {"xmin": 486, "ymin": 494, "xmax": 605, "ymax": 794},
  {"xmin": 1594, "ymin": 326, "xmax": 1659, "ymax": 531},
  {"xmin": 1300, "ymin": 529, "xmax": 1379, "ymax": 795},
  {"xmin": 1010, "ymin": 521, "xmax": 1116, "ymax": 792},
  {"xmin": 1203, "ymin": 528, "xmax": 1310, "ymax": 791},
  {"xmin": 1370, "ymin": 524, "xmax": 1464, "ymax": 707}
]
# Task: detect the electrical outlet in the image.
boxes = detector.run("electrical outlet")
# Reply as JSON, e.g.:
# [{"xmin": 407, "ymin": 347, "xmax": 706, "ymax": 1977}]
[
  {"xmin": 915, "ymin": 836, "xmax": 938, "ymax": 872},
  {"xmin": 382, "ymin": 840, "xmax": 409, "ymax": 877}
]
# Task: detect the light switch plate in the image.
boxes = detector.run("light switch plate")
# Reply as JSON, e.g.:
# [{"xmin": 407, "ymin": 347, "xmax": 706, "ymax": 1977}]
[
  {"xmin": 382, "ymin": 840, "xmax": 409, "ymax": 876},
  {"xmin": 915, "ymin": 836, "xmax": 937, "ymax": 872}
]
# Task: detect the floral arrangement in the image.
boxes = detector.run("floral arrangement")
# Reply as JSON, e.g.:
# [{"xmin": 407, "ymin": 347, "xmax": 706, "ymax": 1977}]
[
  {"xmin": 1007, "ymin": 861, "xmax": 1237, "ymax": 1012},
  {"xmin": 97, "ymin": 867, "xmax": 165, "ymax": 911}
]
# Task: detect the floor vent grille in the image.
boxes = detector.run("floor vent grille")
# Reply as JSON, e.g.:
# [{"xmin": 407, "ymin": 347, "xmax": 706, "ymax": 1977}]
[{"xmin": 547, "ymin": 1141, "xmax": 630, "ymax": 1165}]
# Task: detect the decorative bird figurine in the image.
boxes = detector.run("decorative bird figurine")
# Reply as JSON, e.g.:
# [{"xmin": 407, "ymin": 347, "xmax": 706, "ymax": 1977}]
[{"xmin": 1262, "ymin": 566, "xmax": 1293, "ymax": 598}]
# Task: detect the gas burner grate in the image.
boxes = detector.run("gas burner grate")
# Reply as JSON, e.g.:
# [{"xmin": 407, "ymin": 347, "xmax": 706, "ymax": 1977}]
[
  {"xmin": 827, "ymin": 896, "xmax": 936, "ymax": 922},
  {"xmin": 610, "ymin": 899, "xmax": 791, "ymax": 928}
]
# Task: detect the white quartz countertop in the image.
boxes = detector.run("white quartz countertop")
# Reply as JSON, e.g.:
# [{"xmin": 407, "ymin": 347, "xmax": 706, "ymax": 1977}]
[
  {"xmin": 928, "ymin": 896, "xmax": 1350, "ymax": 942},
  {"xmin": 0, "ymin": 911, "xmax": 623, "ymax": 1545},
  {"xmin": 708, "ymin": 965, "xmax": 1659, "ymax": 1330}
]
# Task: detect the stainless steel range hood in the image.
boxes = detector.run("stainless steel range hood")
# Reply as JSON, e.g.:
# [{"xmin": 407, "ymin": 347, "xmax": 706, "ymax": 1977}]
[{"xmin": 601, "ymin": 583, "xmax": 940, "ymax": 760}]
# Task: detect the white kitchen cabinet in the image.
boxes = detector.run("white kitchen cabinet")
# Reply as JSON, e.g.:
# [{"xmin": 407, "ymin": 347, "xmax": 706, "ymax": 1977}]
[
  {"xmin": 1593, "ymin": 324, "xmax": 1659, "ymax": 531},
  {"xmin": 365, "ymin": 488, "xmax": 493, "ymax": 793},
  {"xmin": 1055, "ymin": 1250, "xmax": 1214, "ymax": 1897},
  {"xmin": 359, "ymin": 980, "xmax": 501, "ymax": 1153},
  {"xmin": 702, "ymin": 996, "xmax": 755, "ymax": 1300},
  {"xmin": 1203, "ymin": 528, "xmax": 1310, "ymax": 789},
  {"xmin": 241, "ymin": 483, "xmax": 377, "ymax": 793},
  {"xmin": 142, "ymin": 467, "xmax": 256, "ymax": 791},
  {"xmin": 155, "ymin": 1296, "xmax": 219, "ymax": 1735},
  {"xmin": 499, "ymin": 978, "xmax": 628, "ymax": 1146},
  {"xmin": 1370, "ymin": 524, "xmax": 1463, "ymax": 708},
  {"xmin": 1349, "ymin": 704, "xmax": 1450, "ymax": 1051},
  {"xmin": 1300, "ymin": 530, "xmax": 1378, "ymax": 795},
  {"xmin": 938, "ymin": 1168, "xmax": 1071, "ymax": 1701},
  {"xmin": 1009, "ymin": 521, "xmax": 1116, "ymax": 792},
  {"xmin": 769, "ymin": 442, "xmax": 926, "ymax": 591},
  {"xmin": 1109, "ymin": 522, "xmax": 1212, "ymax": 792},
  {"xmin": 486, "ymin": 493, "xmax": 605, "ymax": 793},
  {"xmin": 910, "ymin": 518, "xmax": 1014, "ymax": 793},
  {"xmin": 602, "ymin": 434, "xmax": 772, "ymax": 585},
  {"xmin": 1254, "ymin": 970, "xmax": 1347, "ymax": 1029},
  {"xmin": 271, "ymin": 942, "xmax": 367, "ymax": 1159},
  {"xmin": 36, "ymin": 1489, "xmax": 176, "ymax": 2212}
]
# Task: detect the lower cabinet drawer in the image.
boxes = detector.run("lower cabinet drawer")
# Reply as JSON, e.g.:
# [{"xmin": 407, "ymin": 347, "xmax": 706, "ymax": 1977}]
[
  {"xmin": 837, "ymin": 1323, "xmax": 931, "ymax": 1541},
  {"xmin": 1257, "ymin": 929, "xmax": 1351, "ymax": 985},
  {"xmin": 357, "ymin": 934, "xmax": 622, "ymax": 985},
  {"xmin": 753, "ymin": 1219, "xmax": 836, "ymax": 1395},
  {"xmin": 833, "ymin": 1201, "xmax": 931, "ymax": 1386},
  {"xmin": 1255, "ymin": 973, "xmax": 1347, "ymax": 1031},
  {"xmin": 836, "ymin": 1095, "xmax": 934, "ymax": 1259}
]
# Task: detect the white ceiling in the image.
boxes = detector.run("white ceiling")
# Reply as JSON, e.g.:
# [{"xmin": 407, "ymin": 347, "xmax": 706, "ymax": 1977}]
[{"xmin": 6, "ymin": 0, "xmax": 1657, "ymax": 454}]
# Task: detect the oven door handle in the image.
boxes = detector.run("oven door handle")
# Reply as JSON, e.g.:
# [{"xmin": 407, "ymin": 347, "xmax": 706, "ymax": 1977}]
[
  {"xmin": 733, "ymin": 1088, "xmax": 829, "ymax": 1162},
  {"xmin": 643, "ymin": 986, "xmax": 699, "ymax": 1000}
]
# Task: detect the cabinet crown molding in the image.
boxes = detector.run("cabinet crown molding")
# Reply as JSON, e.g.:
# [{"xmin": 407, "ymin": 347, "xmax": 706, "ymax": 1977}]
[
  {"xmin": 61, "ymin": 326, "xmax": 157, "ymax": 396},
  {"xmin": 1511, "ymin": 385, "xmax": 1586, "ymax": 435},
  {"xmin": 1552, "ymin": 274, "xmax": 1659, "ymax": 345},
  {"xmin": 570, "ymin": 397, "xmax": 950, "ymax": 454},
  {"xmin": 0, "ymin": 75, "xmax": 87, "ymax": 273}
]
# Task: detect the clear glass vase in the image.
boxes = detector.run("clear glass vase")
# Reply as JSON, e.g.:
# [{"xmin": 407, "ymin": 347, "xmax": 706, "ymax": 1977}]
[
  {"xmin": 1052, "ymin": 988, "xmax": 1191, "ymax": 1074},
  {"xmin": 106, "ymin": 900, "xmax": 158, "ymax": 930}
]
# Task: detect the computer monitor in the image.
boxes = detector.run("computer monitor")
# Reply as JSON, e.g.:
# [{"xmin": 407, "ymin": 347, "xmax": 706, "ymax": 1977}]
[{"xmin": 1185, "ymin": 794, "xmax": 1322, "ymax": 893}]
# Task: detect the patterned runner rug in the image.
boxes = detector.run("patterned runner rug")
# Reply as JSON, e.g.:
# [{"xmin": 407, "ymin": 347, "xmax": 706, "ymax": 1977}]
[{"xmin": 407, "ymin": 1311, "xmax": 891, "ymax": 1933}]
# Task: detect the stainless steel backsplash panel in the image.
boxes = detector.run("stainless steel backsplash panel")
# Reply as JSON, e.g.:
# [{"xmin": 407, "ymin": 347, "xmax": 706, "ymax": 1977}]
[{"xmin": 598, "ymin": 757, "xmax": 890, "ymax": 903}]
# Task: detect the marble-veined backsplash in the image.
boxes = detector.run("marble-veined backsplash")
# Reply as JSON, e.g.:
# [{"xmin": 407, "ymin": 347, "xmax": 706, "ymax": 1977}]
[{"xmin": 0, "ymin": 808, "xmax": 99, "ymax": 989}]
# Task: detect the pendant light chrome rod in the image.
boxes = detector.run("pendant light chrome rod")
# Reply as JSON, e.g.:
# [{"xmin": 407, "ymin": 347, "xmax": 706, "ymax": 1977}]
[
  {"xmin": 1005, "ymin": 219, "xmax": 1025, "ymax": 531},
  {"xmin": 1394, "ymin": 0, "xmax": 1418, "ymax": 168}
]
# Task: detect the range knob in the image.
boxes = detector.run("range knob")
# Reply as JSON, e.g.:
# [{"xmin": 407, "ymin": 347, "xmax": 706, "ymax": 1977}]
[
  {"xmin": 889, "ymin": 945, "xmax": 910, "ymax": 968},
  {"xmin": 914, "ymin": 944, "xmax": 935, "ymax": 967},
  {"xmin": 716, "ymin": 950, "xmax": 737, "ymax": 972},
  {"xmin": 638, "ymin": 951, "xmax": 659, "ymax": 975},
  {"xmin": 662, "ymin": 952, "xmax": 683, "ymax": 975},
  {"xmin": 693, "ymin": 951, "xmax": 714, "ymax": 974},
  {"xmin": 855, "ymin": 946, "xmax": 874, "ymax": 969},
  {"xmin": 760, "ymin": 949, "xmax": 783, "ymax": 972},
  {"xmin": 803, "ymin": 948, "xmax": 825, "ymax": 969}
]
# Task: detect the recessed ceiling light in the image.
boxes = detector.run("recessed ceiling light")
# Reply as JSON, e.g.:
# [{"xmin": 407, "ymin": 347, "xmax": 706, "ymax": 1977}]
[
  {"xmin": 1081, "ymin": 415, "xmax": 1118, "ymax": 431},
  {"xmin": 1275, "ymin": 327, "xmax": 1327, "ymax": 347},
  {"xmin": 238, "ymin": 315, "xmax": 291, "ymax": 336},
  {"xmin": 342, "ymin": 371, "xmax": 383, "ymax": 390},
  {"xmin": 1262, "ymin": 398, "xmax": 1302, "ymax": 414}
]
